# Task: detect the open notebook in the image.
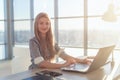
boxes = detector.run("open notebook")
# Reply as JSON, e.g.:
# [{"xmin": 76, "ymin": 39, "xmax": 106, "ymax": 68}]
[{"xmin": 61, "ymin": 45, "xmax": 115, "ymax": 73}]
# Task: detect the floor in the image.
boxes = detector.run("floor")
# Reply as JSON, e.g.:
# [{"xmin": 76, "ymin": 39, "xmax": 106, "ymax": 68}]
[{"xmin": 0, "ymin": 47, "xmax": 31, "ymax": 78}]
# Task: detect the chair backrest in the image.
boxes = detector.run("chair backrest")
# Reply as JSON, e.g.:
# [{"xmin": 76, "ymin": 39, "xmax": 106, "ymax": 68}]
[{"xmin": 12, "ymin": 46, "xmax": 31, "ymax": 73}]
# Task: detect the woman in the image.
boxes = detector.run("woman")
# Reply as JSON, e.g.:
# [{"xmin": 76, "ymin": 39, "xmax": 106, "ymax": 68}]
[{"xmin": 29, "ymin": 12, "xmax": 91, "ymax": 69}]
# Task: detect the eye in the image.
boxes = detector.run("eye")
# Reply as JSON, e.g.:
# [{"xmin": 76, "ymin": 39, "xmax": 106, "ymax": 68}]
[{"xmin": 39, "ymin": 22, "xmax": 43, "ymax": 25}]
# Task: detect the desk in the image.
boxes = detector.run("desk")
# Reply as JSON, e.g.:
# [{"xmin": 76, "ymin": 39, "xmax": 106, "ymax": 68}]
[{"xmin": 0, "ymin": 62, "xmax": 119, "ymax": 80}]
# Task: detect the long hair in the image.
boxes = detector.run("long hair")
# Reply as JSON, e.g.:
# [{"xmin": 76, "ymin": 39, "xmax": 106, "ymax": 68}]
[{"xmin": 34, "ymin": 12, "xmax": 56, "ymax": 60}]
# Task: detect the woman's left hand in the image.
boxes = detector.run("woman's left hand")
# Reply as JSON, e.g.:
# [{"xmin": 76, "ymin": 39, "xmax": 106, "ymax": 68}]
[{"xmin": 75, "ymin": 57, "xmax": 93, "ymax": 64}]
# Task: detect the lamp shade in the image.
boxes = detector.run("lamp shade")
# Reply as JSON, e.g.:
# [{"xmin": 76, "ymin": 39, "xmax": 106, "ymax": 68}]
[{"xmin": 102, "ymin": 4, "xmax": 117, "ymax": 22}]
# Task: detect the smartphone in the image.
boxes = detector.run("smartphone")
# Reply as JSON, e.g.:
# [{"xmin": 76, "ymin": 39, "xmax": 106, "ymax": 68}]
[{"xmin": 40, "ymin": 70, "xmax": 62, "ymax": 77}]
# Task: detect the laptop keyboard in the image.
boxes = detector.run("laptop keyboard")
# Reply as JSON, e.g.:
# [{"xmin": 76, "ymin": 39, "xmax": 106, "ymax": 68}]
[{"xmin": 74, "ymin": 64, "xmax": 89, "ymax": 69}]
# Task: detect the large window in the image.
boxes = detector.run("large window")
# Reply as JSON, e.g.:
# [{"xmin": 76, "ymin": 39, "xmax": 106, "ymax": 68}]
[
  {"xmin": 13, "ymin": 0, "xmax": 120, "ymax": 51},
  {"xmin": 1, "ymin": 0, "xmax": 120, "ymax": 60}
]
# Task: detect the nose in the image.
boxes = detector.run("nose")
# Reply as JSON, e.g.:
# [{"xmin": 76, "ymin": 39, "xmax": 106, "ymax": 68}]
[{"xmin": 42, "ymin": 23, "xmax": 47, "ymax": 28}]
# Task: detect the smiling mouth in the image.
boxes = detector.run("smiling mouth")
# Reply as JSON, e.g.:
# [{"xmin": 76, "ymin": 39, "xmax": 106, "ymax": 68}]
[{"xmin": 42, "ymin": 29, "xmax": 47, "ymax": 31}]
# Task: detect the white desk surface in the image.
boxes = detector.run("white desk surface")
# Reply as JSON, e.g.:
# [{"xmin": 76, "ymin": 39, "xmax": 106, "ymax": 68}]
[{"xmin": 0, "ymin": 62, "xmax": 116, "ymax": 80}]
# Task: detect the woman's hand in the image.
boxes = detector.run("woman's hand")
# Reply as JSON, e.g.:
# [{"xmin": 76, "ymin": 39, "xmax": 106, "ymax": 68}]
[
  {"xmin": 62, "ymin": 56, "xmax": 95, "ymax": 67},
  {"xmin": 75, "ymin": 56, "xmax": 95, "ymax": 64},
  {"xmin": 62, "ymin": 59, "xmax": 76, "ymax": 67},
  {"xmin": 62, "ymin": 57, "xmax": 77, "ymax": 67},
  {"xmin": 66, "ymin": 57, "xmax": 77, "ymax": 64},
  {"xmin": 79, "ymin": 58, "xmax": 92, "ymax": 64}
]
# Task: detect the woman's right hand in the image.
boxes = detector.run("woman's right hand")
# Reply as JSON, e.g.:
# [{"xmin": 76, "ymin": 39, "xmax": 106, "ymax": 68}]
[{"xmin": 62, "ymin": 57, "xmax": 77, "ymax": 67}]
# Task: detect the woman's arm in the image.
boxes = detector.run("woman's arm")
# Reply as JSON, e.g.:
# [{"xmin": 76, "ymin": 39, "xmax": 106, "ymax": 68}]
[
  {"xmin": 38, "ymin": 60, "xmax": 72, "ymax": 69},
  {"xmin": 59, "ymin": 50, "xmax": 93, "ymax": 64},
  {"xmin": 54, "ymin": 45, "xmax": 77, "ymax": 64},
  {"xmin": 59, "ymin": 52, "xmax": 76, "ymax": 63}
]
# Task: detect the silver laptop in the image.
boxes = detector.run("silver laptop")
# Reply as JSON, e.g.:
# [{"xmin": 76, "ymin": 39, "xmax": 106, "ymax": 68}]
[{"xmin": 61, "ymin": 45, "xmax": 115, "ymax": 73}]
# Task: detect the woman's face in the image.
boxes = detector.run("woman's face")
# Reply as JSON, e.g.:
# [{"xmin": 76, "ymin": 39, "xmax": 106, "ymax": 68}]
[{"xmin": 38, "ymin": 17, "xmax": 50, "ymax": 35}]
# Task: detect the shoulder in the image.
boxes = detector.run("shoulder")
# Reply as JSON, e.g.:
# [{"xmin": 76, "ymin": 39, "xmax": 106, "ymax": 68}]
[
  {"xmin": 30, "ymin": 37, "xmax": 36, "ymax": 41},
  {"xmin": 30, "ymin": 37, "xmax": 38, "ymax": 42},
  {"xmin": 29, "ymin": 37, "xmax": 39, "ymax": 45}
]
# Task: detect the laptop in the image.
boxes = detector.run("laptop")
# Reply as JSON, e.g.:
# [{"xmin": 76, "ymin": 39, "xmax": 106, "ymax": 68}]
[{"xmin": 61, "ymin": 45, "xmax": 115, "ymax": 73}]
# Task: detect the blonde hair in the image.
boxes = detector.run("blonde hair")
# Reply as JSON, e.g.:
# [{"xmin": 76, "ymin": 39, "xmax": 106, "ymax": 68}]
[{"xmin": 34, "ymin": 12, "xmax": 56, "ymax": 60}]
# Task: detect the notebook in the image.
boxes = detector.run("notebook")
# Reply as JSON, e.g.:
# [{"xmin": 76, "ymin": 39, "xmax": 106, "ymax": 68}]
[{"xmin": 61, "ymin": 45, "xmax": 115, "ymax": 73}]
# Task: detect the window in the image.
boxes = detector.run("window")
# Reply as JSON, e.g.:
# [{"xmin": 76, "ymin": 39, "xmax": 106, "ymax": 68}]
[{"xmin": 1, "ymin": 0, "xmax": 120, "ymax": 60}]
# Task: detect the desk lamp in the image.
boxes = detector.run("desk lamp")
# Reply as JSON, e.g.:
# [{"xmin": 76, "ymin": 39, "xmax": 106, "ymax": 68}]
[{"xmin": 102, "ymin": 3, "xmax": 117, "ymax": 22}]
